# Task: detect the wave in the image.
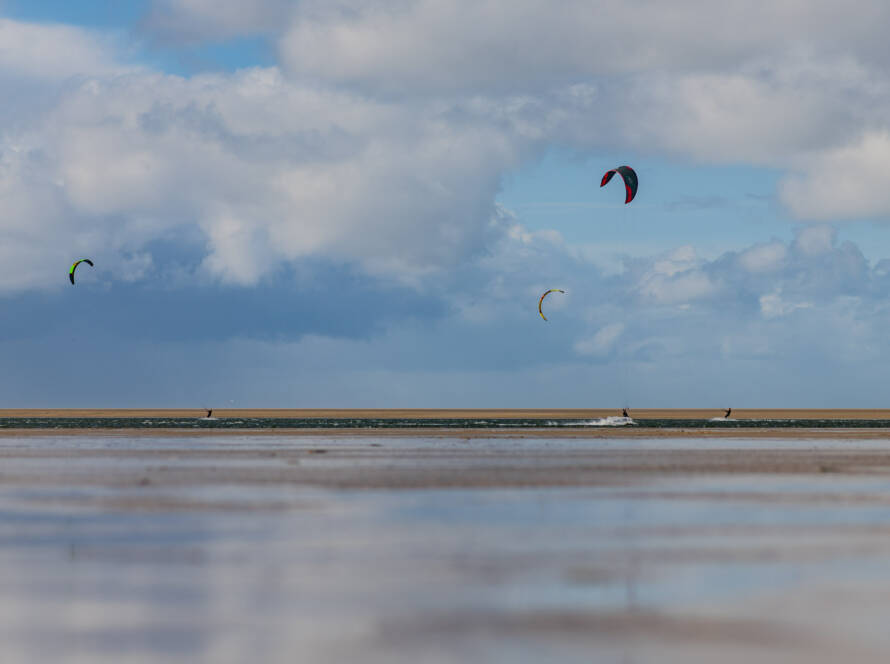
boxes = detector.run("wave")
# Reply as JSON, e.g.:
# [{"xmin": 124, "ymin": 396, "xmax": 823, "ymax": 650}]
[
  {"xmin": 2, "ymin": 416, "xmax": 890, "ymax": 430},
  {"xmin": 579, "ymin": 416, "xmax": 636, "ymax": 427}
]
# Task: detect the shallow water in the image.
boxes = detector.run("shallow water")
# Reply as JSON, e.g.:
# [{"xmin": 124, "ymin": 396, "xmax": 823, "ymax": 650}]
[
  {"xmin": 5, "ymin": 416, "xmax": 890, "ymax": 428},
  {"xmin": 3, "ymin": 434, "xmax": 890, "ymax": 662}
]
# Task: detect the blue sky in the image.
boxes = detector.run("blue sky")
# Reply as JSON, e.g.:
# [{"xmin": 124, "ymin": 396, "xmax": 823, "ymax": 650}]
[
  {"xmin": 2, "ymin": 1, "xmax": 890, "ymax": 407},
  {"xmin": 1, "ymin": 0, "xmax": 275, "ymax": 73}
]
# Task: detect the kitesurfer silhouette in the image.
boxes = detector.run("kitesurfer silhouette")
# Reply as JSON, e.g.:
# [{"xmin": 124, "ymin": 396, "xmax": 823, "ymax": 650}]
[
  {"xmin": 206, "ymin": 408, "xmax": 212, "ymax": 418},
  {"xmin": 724, "ymin": 407, "xmax": 731, "ymax": 419},
  {"xmin": 622, "ymin": 408, "xmax": 629, "ymax": 418}
]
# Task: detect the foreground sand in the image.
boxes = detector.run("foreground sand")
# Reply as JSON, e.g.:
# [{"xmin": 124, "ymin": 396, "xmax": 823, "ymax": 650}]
[
  {"xmin": 1, "ymin": 432, "xmax": 890, "ymax": 489},
  {"xmin": 3, "ymin": 432, "xmax": 890, "ymax": 662}
]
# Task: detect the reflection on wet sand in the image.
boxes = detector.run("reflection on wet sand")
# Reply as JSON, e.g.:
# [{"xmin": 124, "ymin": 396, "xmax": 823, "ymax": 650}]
[{"xmin": 3, "ymin": 434, "xmax": 890, "ymax": 662}]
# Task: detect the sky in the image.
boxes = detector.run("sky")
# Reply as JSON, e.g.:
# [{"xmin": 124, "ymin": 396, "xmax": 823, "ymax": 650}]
[{"xmin": 2, "ymin": 1, "xmax": 890, "ymax": 408}]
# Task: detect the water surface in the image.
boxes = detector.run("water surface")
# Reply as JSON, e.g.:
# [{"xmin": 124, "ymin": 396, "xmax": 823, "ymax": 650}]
[{"xmin": 3, "ymin": 434, "xmax": 890, "ymax": 663}]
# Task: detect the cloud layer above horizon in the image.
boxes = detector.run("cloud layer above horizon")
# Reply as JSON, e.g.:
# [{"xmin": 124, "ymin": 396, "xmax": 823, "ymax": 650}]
[{"xmin": 2, "ymin": 1, "xmax": 890, "ymax": 406}]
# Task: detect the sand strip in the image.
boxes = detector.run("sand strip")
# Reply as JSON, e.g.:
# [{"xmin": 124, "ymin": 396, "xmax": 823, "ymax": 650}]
[{"xmin": 5, "ymin": 408, "xmax": 890, "ymax": 419}]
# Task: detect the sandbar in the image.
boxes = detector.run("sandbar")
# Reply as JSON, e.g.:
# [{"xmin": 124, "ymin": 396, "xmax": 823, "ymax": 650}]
[{"xmin": 4, "ymin": 408, "xmax": 890, "ymax": 419}]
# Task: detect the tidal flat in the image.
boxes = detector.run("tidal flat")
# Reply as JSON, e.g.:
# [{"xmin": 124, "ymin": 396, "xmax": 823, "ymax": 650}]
[{"xmin": 4, "ymin": 432, "xmax": 890, "ymax": 662}]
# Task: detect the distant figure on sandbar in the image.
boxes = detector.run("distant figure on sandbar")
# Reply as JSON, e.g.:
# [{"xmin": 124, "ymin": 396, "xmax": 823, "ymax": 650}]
[
  {"xmin": 724, "ymin": 407, "xmax": 731, "ymax": 419},
  {"xmin": 622, "ymin": 408, "xmax": 629, "ymax": 418},
  {"xmin": 206, "ymin": 408, "xmax": 212, "ymax": 418}
]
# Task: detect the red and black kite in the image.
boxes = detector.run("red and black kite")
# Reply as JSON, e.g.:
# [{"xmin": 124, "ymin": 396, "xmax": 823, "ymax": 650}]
[{"xmin": 600, "ymin": 165, "xmax": 638, "ymax": 204}]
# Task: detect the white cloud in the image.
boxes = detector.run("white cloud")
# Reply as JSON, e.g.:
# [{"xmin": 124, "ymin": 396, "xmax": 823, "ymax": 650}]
[
  {"xmin": 0, "ymin": 63, "xmax": 526, "ymax": 289},
  {"xmin": 781, "ymin": 132, "xmax": 890, "ymax": 220},
  {"xmin": 651, "ymin": 246, "xmax": 698, "ymax": 277},
  {"xmin": 633, "ymin": 247, "xmax": 720, "ymax": 305},
  {"xmin": 793, "ymin": 225, "xmax": 835, "ymax": 256},
  {"xmin": 278, "ymin": 1, "xmax": 890, "ymax": 95},
  {"xmin": 269, "ymin": 0, "xmax": 890, "ymax": 222},
  {"xmin": 0, "ymin": 19, "xmax": 129, "ymax": 81},
  {"xmin": 738, "ymin": 242, "xmax": 787, "ymax": 273},
  {"xmin": 622, "ymin": 63, "xmax": 875, "ymax": 165},
  {"xmin": 759, "ymin": 291, "xmax": 812, "ymax": 319},
  {"xmin": 639, "ymin": 270, "xmax": 719, "ymax": 305}
]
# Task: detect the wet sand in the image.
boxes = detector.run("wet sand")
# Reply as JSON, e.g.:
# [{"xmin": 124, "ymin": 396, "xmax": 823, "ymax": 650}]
[
  {"xmin": 3, "ymin": 431, "xmax": 890, "ymax": 489},
  {"xmin": 5, "ymin": 432, "xmax": 890, "ymax": 662}
]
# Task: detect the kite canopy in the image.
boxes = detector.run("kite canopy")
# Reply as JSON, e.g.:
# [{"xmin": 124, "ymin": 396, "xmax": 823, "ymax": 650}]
[
  {"xmin": 538, "ymin": 289, "xmax": 565, "ymax": 321},
  {"xmin": 600, "ymin": 165, "xmax": 638, "ymax": 204},
  {"xmin": 69, "ymin": 259, "xmax": 94, "ymax": 285}
]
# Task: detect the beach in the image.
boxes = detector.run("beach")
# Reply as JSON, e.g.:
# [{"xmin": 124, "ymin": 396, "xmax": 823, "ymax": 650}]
[
  {"xmin": 6, "ymin": 2, "xmax": 889, "ymax": 662},
  {"xmin": 3, "ymin": 425, "xmax": 890, "ymax": 661}
]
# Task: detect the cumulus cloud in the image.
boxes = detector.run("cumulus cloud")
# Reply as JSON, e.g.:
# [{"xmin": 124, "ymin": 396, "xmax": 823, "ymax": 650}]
[
  {"xmin": 639, "ymin": 270, "xmax": 719, "ymax": 305},
  {"xmin": 780, "ymin": 132, "xmax": 890, "ymax": 220},
  {"xmin": 267, "ymin": 0, "xmax": 890, "ymax": 221},
  {"xmin": 619, "ymin": 63, "xmax": 876, "ymax": 165},
  {"xmin": 738, "ymin": 242, "xmax": 787, "ymax": 273},
  {"xmin": 793, "ymin": 224, "xmax": 835, "ymax": 256},
  {"xmin": 5, "ymin": 1, "xmax": 890, "ymax": 300},
  {"xmin": 278, "ymin": 1, "xmax": 890, "ymax": 95},
  {"xmin": 0, "ymin": 63, "xmax": 527, "ymax": 290},
  {"xmin": 624, "ymin": 246, "xmax": 718, "ymax": 305},
  {"xmin": 759, "ymin": 291, "xmax": 812, "ymax": 319},
  {"xmin": 0, "ymin": 19, "xmax": 129, "ymax": 81}
]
